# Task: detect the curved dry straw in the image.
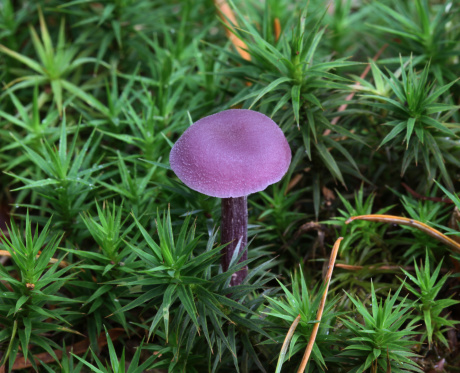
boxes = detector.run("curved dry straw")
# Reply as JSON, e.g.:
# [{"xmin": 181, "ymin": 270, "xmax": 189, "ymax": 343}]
[
  {"xmin": 278, "ymin": 237, "xmax": 343, "ymax": 373},
  {"xmin": 298, "ymin": 237, "xmax": 342, "ymax": 372},
  {"xmin": 346, "ymin": 214, "xmax": 460, "ymax": 254}
]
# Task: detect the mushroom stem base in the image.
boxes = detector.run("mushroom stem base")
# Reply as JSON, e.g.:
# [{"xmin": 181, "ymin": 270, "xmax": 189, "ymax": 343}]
[{"xmin": 221, "ymin": 196, "xmax": 248, "ymax": 286}]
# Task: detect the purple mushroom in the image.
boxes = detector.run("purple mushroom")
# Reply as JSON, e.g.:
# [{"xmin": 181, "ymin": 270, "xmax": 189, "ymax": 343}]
[{"xmin": 170, "ymin": 109, "xmax": 291, "ymax": 286}]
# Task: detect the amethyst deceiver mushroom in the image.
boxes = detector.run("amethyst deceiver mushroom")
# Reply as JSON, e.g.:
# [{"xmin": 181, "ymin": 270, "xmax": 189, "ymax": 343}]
[{"xmin": 170, "ymin": 109, "xmax": 291, "ymax": 286}]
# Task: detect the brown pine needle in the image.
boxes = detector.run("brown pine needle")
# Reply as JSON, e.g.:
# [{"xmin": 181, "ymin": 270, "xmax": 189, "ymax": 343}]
[
  {"xmin": 297, "ymin": 237, "xmax": 343, "ymax": 373},
  {"xmin": 285, "ymin": 173, "xmax": 303, "ymax": 195},
  {"xmin": 335, "ymin": 263, "xmax": 448, "ymax": 273},
  {"xmin": 326, "ymin": 43, "xmax": 388, "ymax": 132},
  {"xmin": 274, "ymin": 18, "xmax": 281, "ymax": 42},
  {"xmin": 346, "ymin": 215, "xmax": 460, "ymax": 254},
  {"xmin": 0, "ymin": 250, "xmax": 69, "ymax": 268},
  {"xmin": 214, "ymin": 0, "xmax": 251, "ymax": 61},
  {"xmin": 335, "ymin": 263, "xmax": 402, "ymax": 271},
  {"xmin": 401, "ymin": 182, "xmax": 453, "ymax": 204}
]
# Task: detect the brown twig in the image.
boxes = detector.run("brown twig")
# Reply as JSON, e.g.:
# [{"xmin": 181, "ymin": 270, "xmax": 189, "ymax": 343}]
[
  {"xmin": 297, "ymin": 237, "xmax": 343, "ymax": 372},
  {"xmin": 214, "ymin": 0, "xmax": 251, "ymax": 61},
  {"xmin": 346, "ymin": 215, "xmax": 460, "ymax": 254},
  {"xmin": 401, "ymin": 182, "xmax": 454, "ymax": 204}
]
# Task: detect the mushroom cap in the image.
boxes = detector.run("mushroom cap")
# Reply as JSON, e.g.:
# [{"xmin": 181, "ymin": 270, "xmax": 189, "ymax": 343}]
[{"xmin": 170, "ymin": 109, "xmax": 291, "ymax": 198}]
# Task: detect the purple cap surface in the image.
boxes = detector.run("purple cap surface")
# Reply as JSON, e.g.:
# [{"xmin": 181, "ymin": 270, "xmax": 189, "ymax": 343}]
[{"xmin": 170, "ymin": 109, "xmax": 291, "ymax": 198}]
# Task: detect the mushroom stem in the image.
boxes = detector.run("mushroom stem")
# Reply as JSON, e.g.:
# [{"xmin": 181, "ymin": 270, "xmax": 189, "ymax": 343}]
[{"xmin": 221, "ymin": 196, "xmax": 248, "ymax": 286}]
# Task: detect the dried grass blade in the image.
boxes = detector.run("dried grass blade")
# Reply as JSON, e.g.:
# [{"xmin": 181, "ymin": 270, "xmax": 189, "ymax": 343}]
[
  {"xmin": 275, "ymin": 314, "xmax": 302, "ymax": 373},
  {"xmin": 346, "ymin": 214, "xmax": 460, "ymax": 254},
  {"xmin": 297, "ymin": 237, "xmax": 343, "ymax": 372}
]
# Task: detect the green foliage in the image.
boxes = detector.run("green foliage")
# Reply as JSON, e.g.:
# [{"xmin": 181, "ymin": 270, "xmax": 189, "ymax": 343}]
[
  {"xmin": 72, "ymin": 328, "xmax": 157, "ymax": 373},
  {"xmin": 63, "ymin": 200, "xmax": 138, "ymax": 351},
  {"xmin": 397, "ymin": 193, "xmax": 450, "ymax": 263},
  {"xmin": 323, "ymin": 186, "xmax": 396, "ymax": 299},
  {"xmin": 6, "ymin": 115, "xmax": 101, "ymax": 230},
  {"xmin": 80, "ymin": 200, "xmax": 131, "ymax": 266},
  {"xmin": 0, "ymin": 8, "xmax": 108, "ymax": 115},
  {"xmin": 370, "ymin": 0, "xmax": 460, "ymax": 82},
  {"xmin": 96, "ymin": 152, "xmax": 159, "ymax": 216},
  {"xmin": 222, "ymin": 1, "xmax": 364, "ymax": 202},
  {"xmin": 250, "ymin": 148, "xmax": 308, "ymax": 248},
  {"xmin": 401, "ymin": 252, "xmax": 459, "ymax": 349},
  {"xmin": 41, "ymin": 344, "xmax": 88, "ymax": 373},
  {"xmin": 264, "ymin": 268, "xmax": 341, "ymax": 372},
  {"xmin": 359, "ymin": 58, "xmax": 459, "ymax": 189},
  {"xmin": 329, "ymin": 186, "xmax": 393, "ymax": 264},
  {"xmin": 341, "ymin": 283, "xmax": 422, "ymax": 373},
  {"xmin": 435, "ymin": 181, "xmax": 460, "ymax": 267},
  {"xmin": 0, "ymin": 0, "xmax": 28, "ymax": 48},
  {"xmin": 42, "ymin": 346, "xmax": 88, "ymax": 373},
  {"xmin": 0, "ymin": 85, "xmax": 60, "ymax": 157},
  {"xmin": 1, "ymin": 0, "xmax": 459, "ymax": 370},
  {"xmin": 111, "ymin": 209, "xmax": 274, "ymax": 372},
  {"xmin": 324, "ymin": 0, "xmax": 372, "ymax": 56},
  {"xmin": 0, "ymin": 213, "xmax": 78, "ymax": 370}
]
